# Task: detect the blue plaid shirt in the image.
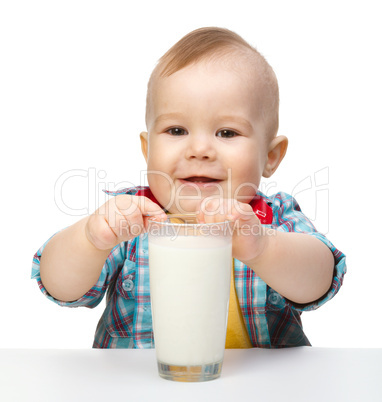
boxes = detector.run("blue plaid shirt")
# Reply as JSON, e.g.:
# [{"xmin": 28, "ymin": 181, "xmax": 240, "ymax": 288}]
[{"xmin": 32, "ymin": 187, "xmax": 346, "ymax": 348}]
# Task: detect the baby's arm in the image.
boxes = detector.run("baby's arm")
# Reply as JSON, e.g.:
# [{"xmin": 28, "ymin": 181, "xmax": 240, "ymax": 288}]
[
  {"xmin": 243, "ymin": 230, "xmax": 334, "ymax": 304},
  {"xmin": 40, "ymin": 195, "xmax": 166, "ymax": 302},
  {"xmin": 198, "ymin": 199, "xmax": 334, "ymax": 305}
]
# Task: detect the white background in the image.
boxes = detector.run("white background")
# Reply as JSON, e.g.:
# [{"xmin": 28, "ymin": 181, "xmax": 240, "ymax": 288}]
[{"xmin": 1, "ymin": 0, "xmax": 381, "ymax": 348}]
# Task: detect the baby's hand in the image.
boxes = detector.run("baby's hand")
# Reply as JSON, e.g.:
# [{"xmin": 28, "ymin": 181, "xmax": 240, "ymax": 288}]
[
  {"xmin": 85, "ymin": 195, "xmax": 167, "ymax": 250},
  {"xmin": 197, "ymin": 198, "xmax": 270, "ymax": 264}
]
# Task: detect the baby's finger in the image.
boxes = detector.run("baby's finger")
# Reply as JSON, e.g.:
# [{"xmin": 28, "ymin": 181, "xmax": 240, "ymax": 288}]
[
  {"xmin": 113, "ymin": 196, "xmax": 165, "ymax": 220},
  {"xmin": 109, "ymin": 210, "xmax": 144, "ymax": 241},
  {"xmin": 227, "ymin": 202, "xmax": 255, "ymax": 223},
  {"xmin": 197, "ymin": 197, "xmax": 235, "ymax": 223},
  {"xmin": 135, "ymin": 196, "xmax": 167, "ymax": 217},
  {"xmin": 133, "ymin": 197, "xmax": 167, "ymax": 228},
  {"xmin": 105, "ymin": 196, "xmax": 164, "ymax": 240}
]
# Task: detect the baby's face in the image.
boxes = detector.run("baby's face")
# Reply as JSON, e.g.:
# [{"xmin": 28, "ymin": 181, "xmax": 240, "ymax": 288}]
[{"xmin": 142, "ymin": 59, "xmax": 272, "ymax": 214}]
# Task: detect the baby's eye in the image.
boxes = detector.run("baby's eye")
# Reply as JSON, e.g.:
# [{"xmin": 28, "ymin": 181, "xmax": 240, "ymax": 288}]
[
  {"xmin": 167, "ymin": 127, "xmax": 187, "ymax": 136},
  {"xmin": 216, "ymin": 129, "xmax": 238, "ymax": 138}
]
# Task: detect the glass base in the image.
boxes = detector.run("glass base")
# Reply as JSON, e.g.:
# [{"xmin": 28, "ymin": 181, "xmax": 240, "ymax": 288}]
[{"xmin": 157, "ymin": 360, "xmax": 223, "ymax": 382}]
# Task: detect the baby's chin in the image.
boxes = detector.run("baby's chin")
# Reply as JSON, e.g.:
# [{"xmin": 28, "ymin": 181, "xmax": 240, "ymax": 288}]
[{"xmin": 165, "ymin": 199, "xmax": 203, "ymax": 215}]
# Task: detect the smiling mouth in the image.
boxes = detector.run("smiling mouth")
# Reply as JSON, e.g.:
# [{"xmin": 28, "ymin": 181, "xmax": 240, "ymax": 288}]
[{"xmin": 182, "ymin": 176, "xmax": 220, "ymax": 183}]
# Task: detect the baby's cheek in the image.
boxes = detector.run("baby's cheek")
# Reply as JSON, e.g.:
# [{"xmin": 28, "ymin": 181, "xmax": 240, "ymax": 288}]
[
  {"xmin": 231, "ymin": 165, "xmax": 261, "ymax": 201},
  {"xmin": 148, "ymin": 175, "xmax": 174, "ymax": 210},
  {"xmin": 233, "ymin": 183, "xmax": 258, "ymax": 203}
]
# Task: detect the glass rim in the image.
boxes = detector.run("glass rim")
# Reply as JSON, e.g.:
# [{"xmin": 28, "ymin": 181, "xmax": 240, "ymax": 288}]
[{"xmin": 147, "ymin": 214, "xmax": 232, "ymax": 228}]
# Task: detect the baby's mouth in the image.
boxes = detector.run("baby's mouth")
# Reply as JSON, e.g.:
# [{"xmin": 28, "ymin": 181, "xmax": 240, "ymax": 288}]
[
  {"xmin": 183, "ymin": 176, "xmax": 220, "ymax": 183},
  {"xmin": 178, "ymin": 176, "xmax": 222, "ymax": 189}
]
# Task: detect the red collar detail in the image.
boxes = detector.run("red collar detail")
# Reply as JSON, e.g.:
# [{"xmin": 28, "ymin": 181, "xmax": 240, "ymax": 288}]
[
  {"xmin": 137, "ymin": 188, "xmax": 273, "ymax": 225},
  {"xmin": 134, "ymin": 187, "xmax": 162, "ymax": 206},
  {"xmin": 249, "ymin": 195, "xmax": 273, "ymax": 224}
]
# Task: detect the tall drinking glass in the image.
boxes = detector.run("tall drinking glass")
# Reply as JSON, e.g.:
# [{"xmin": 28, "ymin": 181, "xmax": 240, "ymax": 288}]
[{"xmin": 148, "ymin": 215, "xmax": 232, "ymax": 382}]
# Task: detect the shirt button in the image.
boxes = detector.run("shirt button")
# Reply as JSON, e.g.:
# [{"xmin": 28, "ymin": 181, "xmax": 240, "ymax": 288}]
[
  {"xmin": 268, "ymin": 290, "xmax": 283, "ymax": 306},
  {"xmin": 122, "ymin": 279, "xmax": 134, "ymax": 292}
]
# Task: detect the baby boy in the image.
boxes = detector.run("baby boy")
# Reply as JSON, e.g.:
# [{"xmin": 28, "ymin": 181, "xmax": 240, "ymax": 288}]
[{"xmin": 32, "ymin": 27, "xmax": 346, "ymax": 348}]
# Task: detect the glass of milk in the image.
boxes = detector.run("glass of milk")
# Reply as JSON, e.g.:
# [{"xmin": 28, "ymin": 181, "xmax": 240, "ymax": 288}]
[{"xmin": 148, "ymin": 215, "xmax": 232, "ymax": 382}]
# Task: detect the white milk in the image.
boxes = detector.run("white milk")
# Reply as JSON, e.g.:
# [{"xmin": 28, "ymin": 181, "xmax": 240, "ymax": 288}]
[{"xmin": 149, "ymin": 235, "xmax": 232, "ymax": 366}]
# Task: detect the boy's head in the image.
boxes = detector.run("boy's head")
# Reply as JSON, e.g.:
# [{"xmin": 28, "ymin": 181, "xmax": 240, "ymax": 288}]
[{"xmin": 140, "ymin": 27, "xmax": 288, "ymax": 214}]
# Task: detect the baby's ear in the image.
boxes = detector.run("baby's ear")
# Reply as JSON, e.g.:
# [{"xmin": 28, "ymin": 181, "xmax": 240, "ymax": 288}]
[
  {"xmin": 140, "ymin": 131, "xmax": 148, "ymax": 162},
  {"xmin": 263, "ymin": 135, "xmax": 288, "ymax": 178}
]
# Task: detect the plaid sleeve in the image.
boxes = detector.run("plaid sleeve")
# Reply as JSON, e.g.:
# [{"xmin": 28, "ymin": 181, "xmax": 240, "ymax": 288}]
[
  {"xmin": 269, "ymin": 192, "xmax": 347, "ymax": 312},
  {"xmin": 31, "ymin": 234, "xmax": 126, "ymax": 308}
]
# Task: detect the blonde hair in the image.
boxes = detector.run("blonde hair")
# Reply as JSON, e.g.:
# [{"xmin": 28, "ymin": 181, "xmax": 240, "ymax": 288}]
[{"xmin": 146, "ymin": 27, "xmax": 279, "ymax": 137}]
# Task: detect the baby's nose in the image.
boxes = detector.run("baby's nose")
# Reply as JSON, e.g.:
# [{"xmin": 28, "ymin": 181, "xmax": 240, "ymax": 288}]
[{"xmin": 185, "ymin": 134, "xmax": 216, "ymax": 160}]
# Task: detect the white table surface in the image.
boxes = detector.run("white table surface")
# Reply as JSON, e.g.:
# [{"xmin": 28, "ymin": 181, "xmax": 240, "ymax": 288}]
[{"xmin": 1, "ymin": 347, "xmax": 381, "ymax": 402}]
